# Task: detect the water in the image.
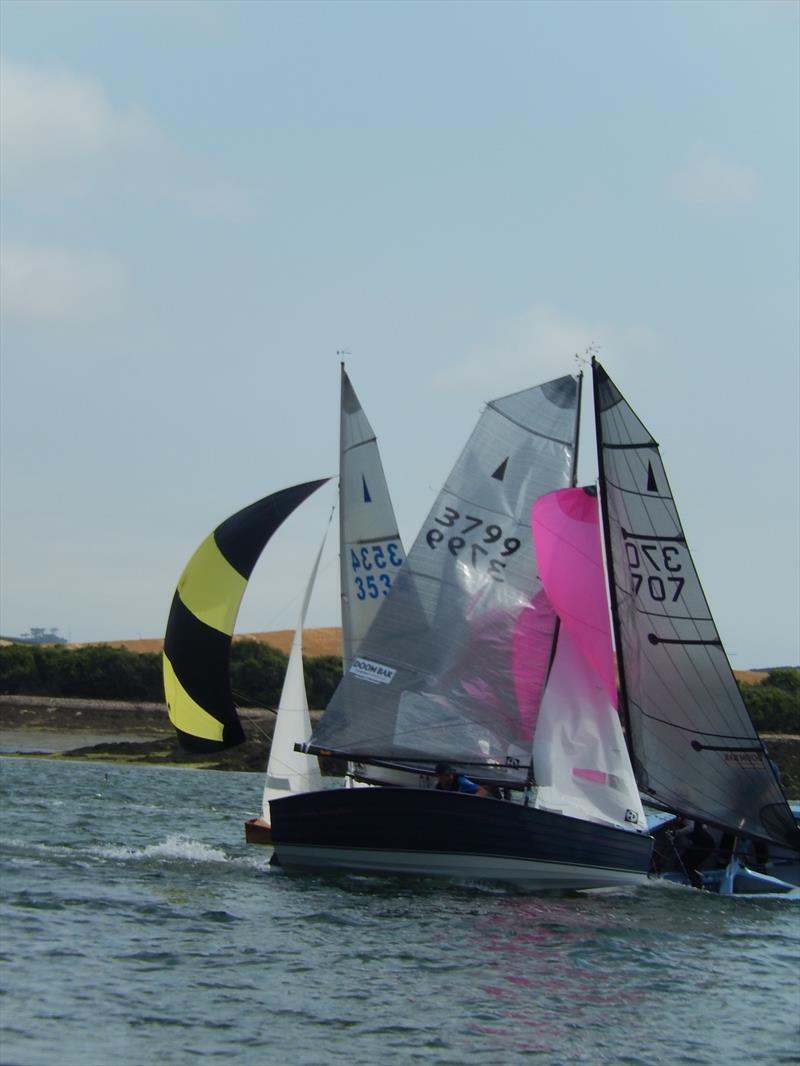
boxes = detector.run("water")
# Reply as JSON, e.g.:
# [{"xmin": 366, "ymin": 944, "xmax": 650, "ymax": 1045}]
[{"xmin": 1, "ymin": 758, "xmax": 798, "ymax": 1066}]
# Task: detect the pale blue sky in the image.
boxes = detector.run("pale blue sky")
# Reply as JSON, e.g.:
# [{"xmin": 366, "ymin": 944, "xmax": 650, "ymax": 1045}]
[{"xmin": 1, "ymin": 0, "xmax": 797, "ymax": 667}]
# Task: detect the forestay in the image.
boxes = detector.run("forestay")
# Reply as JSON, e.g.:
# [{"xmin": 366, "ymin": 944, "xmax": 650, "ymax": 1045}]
[
  {"xmin": 593, "ymin": 360, "xmax": 797, "ymax": 849},
  {"xmin": 311, "ymin": 375, "xmax": 580, "ymax": 787}
]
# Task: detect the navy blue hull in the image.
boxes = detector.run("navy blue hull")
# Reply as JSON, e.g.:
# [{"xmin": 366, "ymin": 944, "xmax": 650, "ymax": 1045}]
[{"xmin": 270, "ymin": 788, "xmax": 653, "ymax": 890}]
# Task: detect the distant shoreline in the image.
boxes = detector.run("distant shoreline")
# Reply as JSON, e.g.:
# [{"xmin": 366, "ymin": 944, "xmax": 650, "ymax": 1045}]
[
  {"xmin": 1, "ymin": 694, "xmax": 798, "ymax": 794},
  {"xmin": 0, "ymin": 694, "xmax": 320, "ymax": 773}
]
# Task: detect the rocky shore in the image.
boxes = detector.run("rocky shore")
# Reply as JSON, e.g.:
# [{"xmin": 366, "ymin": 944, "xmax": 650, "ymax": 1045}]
[
  {"xmin": 1, "ymin": 694, "xmax": 798, "ymax": 795},
  {"xmin": 0, "ymin": 694, "xmax": 285, "ymax": 772}
]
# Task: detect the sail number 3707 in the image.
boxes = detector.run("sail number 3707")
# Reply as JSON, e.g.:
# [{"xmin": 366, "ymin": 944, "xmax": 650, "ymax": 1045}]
[
  {"xmin": 625, "ymin": 542, "xmax": 685, "ymax": 603},
  {"xmin": 426, "ymin": 506, "xmax": 521, "ymax": 581}
]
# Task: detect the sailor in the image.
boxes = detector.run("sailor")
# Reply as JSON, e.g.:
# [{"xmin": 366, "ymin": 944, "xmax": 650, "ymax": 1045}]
[
  {"xmin": 434, "ymin": 763, "xmax": 489, "ymax": 797},
  {"xmin": 675, "ymin": 819, "xmax": 715, "ymax": 889}
]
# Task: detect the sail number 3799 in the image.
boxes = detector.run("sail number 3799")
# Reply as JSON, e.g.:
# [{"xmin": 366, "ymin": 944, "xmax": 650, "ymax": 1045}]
[{"xmin": 426, "ymin": 506, "xmax": 520, "ymax": 581}]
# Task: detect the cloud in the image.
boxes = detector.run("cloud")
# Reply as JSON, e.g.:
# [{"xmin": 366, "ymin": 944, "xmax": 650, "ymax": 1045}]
[
  {"xmin": 0, "ymin": 55, "xmax": 246, "ymax": 217},
  {"xmin": 0, "ymin": 243, "xmax": 129, "ymax": 325},
  {"xmin": 0, "ymin": 56, "xmax": 163, "ymax": 184},
  {"xmin": 668, "ymin": 149, "xmax": 759, "ymax": 207}
]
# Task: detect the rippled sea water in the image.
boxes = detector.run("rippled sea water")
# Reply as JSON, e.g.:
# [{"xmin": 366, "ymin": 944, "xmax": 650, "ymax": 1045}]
[{"xmin": 1, "ymin": 757, "xmax": 798, "ymax": 1066}]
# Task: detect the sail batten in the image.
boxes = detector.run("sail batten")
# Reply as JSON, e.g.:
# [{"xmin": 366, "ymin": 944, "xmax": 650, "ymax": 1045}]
[{"xmin": 592, "ymin": 358, "xmax": 798, "ymax": 849}]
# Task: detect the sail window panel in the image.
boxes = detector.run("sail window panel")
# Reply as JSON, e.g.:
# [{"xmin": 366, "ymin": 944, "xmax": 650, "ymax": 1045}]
[
  {"xmin": 313, "ymin": 375, "xmax": 580, "ymax": 786},
  {"xmin": 175, "ymin": 533, "xmax": 248, "ymax": 636}
]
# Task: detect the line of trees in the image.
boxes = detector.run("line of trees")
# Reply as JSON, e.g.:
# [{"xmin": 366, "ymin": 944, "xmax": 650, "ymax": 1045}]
[
  {"xmin": 0, "ymin": 643, "xmax": 797, "ymax": 733},
  {"xmin": 736, "ymin": 668, "xmax": 800, "ymax": 734},
  {"xmin": 0, "ymin": 641, "xmax": 342, "ymax": 710}
]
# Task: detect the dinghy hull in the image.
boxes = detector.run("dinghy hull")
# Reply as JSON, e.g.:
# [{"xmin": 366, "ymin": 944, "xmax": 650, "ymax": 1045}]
[{"xmin": 270, "ymin": 788, "xmax": 653, "ymax": 891}]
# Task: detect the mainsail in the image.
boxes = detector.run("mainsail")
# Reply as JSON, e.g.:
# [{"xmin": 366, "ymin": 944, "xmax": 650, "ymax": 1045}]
[
  {"xmin": 163, "ymin": 480, "xmax": 329, "ymax": 752},
  {"xmin": 339, "ymin": 366, "xmax": 405, "ymax": 672},
  {"xmin": 310, "ymin": 375, "xmax": 581, "ymax": 787},
  {"xmin": 592, "ymin": 359, "xmax": 798, "ymax": 849}
]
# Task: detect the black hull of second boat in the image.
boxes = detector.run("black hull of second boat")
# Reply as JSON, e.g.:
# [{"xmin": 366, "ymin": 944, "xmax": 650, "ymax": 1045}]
[{"xmin": 269, "ymin": 787, "xmax": 653, "ymax": 891}]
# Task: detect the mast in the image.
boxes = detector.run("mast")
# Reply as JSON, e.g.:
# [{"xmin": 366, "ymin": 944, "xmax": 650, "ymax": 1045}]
[
  {"xmin": 540, "ymin": 371, "xmax": 583, "ymax": 691},
  {"xmin": 338, "ymin": 361, "xmax": 349, "ymax": 669},
  {"xmin": 591, "ymin": 356, "xmax": 635, "ymax": 758},
  {"xmin": 572, "ymin": 370, "xmax": 583, "ymax": 488}
]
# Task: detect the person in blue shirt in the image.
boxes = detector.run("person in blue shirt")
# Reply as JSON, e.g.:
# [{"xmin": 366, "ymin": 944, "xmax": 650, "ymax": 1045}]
[{"xmin": 434, "ymin": 762, "xmax": 489, "ymax": 797}]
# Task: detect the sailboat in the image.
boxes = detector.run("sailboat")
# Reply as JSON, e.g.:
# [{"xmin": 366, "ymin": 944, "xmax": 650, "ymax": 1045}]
[
  {"xmin": 591, "ymin": 360, "xmax": 799, "ymax": 894},
  {"xmin": 245, "ymin": 363, "xmax": 407, "ymax": 838},
  {"xmin": 269, "ymin": 361, "xmax": 799, "ymax": 893},
  {"xmin": 164, "ymin": 366, "xmax": 406, "ymax": 839},
  {"xmin": 270, "ymin": 372, "xmax": 653, "ymax": 890}
]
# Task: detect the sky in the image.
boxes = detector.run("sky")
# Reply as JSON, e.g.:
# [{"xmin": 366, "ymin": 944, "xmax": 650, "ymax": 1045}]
[{"xmin": 0, "ymin": 0, "xmax": 798, "ymax": 669}]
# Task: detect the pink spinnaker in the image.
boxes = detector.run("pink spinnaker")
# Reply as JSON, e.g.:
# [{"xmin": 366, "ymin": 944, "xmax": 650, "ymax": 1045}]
[{"xmin": 531, "ymin": 488, "xmax": 617, "ymax": 709}]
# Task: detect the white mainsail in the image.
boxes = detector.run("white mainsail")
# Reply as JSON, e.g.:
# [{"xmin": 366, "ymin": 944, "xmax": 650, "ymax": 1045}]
[{"xmin": 261, "ymin": 522, "xmax": 329, "ymax": 815}]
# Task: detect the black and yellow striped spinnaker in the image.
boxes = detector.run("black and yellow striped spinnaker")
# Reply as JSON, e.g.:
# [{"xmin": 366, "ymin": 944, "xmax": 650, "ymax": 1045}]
[{"xmin": 163, "ymin": 479, "xmax": 329, "ymax": 752}]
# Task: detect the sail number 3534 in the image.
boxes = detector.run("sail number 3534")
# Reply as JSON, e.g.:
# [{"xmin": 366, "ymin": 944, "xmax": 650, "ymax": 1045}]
[
  {"xmin": 426, "ymin": 507, "xmax": 520, "ymax": 581},
  {"xmin": 626, "ymin": 542, "xmax": 685, "ymax": 603},
  {"xmin": 350, "ymin": 542, "xmax": 403, "ymax": 600}
]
